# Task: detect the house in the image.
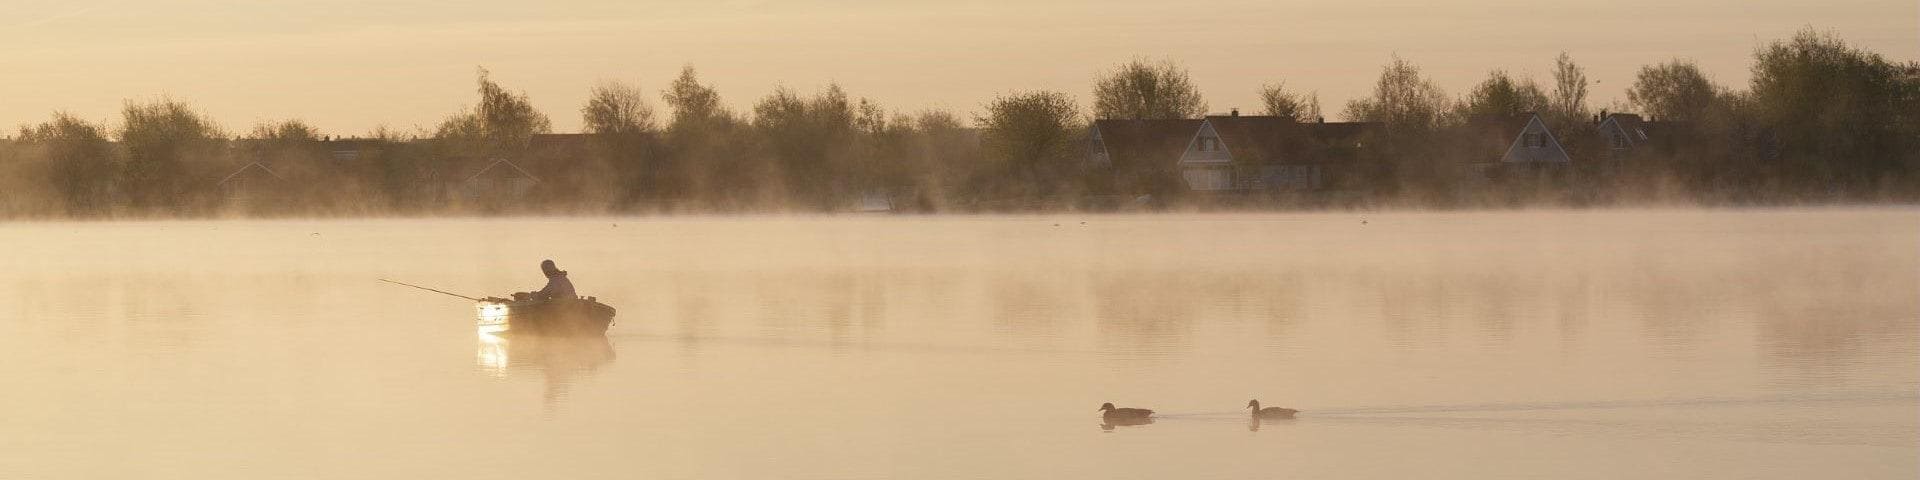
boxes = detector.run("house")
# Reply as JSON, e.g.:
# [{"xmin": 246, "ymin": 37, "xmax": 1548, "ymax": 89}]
[
  {"xmin": 460, "ymin": 158, "xmax": 540, "ymax": 206},
  {"xmin": 1175, "ymin": 114, "xmax": 1380, "ymax": 192},
  {"xmin": 215, "ymin": 162, "xmax": 286, "ymax": 209},
  {"xmin": 1595, "ymin": 112, "xmax": 1687, "ymax": 161},
  {"xmin": 1477, "ymin": 113, "xmax": 1570, "ymax": 165},
  {"xmin": 1086, "ymin": 119, "xmax": 1203, "ymax": 196}
]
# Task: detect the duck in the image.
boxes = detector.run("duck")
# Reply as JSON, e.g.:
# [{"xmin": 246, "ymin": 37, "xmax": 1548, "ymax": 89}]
[
  {"xmin": 1247, "ymin": 399, "xmax": 1298, "ymax": 419},
  {"xmin": 1098, "ymin": 402, "xmax": 1154, "ymax": 421}
]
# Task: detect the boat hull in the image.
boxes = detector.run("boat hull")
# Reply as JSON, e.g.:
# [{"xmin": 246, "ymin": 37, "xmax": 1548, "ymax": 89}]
[{"xmin": 477, "ymin": 297, "xmax": 615, "ymax": 336}]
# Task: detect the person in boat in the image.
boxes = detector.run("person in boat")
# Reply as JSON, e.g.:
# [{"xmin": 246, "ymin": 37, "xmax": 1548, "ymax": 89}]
[{"xmin": 533, "ymin": 259, "xmax": 576, "ymax": 302}]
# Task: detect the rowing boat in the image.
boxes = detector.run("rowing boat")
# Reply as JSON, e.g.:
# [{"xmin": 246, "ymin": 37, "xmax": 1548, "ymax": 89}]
[{"xmin": 476, "ymin": 293, "xmax": 616, "ymax": 336}]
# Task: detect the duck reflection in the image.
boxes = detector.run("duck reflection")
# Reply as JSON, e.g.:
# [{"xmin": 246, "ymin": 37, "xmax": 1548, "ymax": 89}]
[
  {"xmin": 475, "ymin": 330, "xmax": 616, "ymax": 408},
  {"xmin": 1247, "ymin": 416, "xmax": 1298, "ymax": 431},
  {"xmin": 1099, "ymin": 417, "xmax": 1156, "ymax": 431}
]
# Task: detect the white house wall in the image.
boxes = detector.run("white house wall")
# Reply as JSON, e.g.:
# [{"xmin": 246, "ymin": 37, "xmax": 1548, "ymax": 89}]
[
  {"xmin": 1183, "ymin": 166, "xmax": 1234, "ymax": 191},
  {"xmin": 1179, "ymin": 121, "xmax": 1235, "ymax": 191}
]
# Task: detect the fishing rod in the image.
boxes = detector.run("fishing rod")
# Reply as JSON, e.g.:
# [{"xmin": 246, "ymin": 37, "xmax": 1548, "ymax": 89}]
[{"xmin": 379, "ymin": 278, "xmax": 482, "ymax": 302}]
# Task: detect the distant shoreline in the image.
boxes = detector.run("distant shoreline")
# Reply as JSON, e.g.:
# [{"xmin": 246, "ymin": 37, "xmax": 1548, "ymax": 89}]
[{"xmin": 6, "ymin": 201, "xmax": 1915, "ymax": 223}]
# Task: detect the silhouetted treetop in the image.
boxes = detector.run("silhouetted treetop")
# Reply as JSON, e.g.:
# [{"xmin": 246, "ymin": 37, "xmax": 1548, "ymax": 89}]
[
  {"xmin": 1627, "ymin": 59, "xmax": 1719, "ymax": 122},
  {"xmin": 1344, "ymin": 56, "xmax": 1450, "ymax": 131},
  {"xmin": 1460, "ymin": 70, "xmax": 1549, "ymax": 119},
  {"xmin": 1259, "ymin": 82, "xmax": 1321, "ymax": 122},
  {"xmin": 1093, "ymin": 59, "xmax": 1207, "ymax": 120}
]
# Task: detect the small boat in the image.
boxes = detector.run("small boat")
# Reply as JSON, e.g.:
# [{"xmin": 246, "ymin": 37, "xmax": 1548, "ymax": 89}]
[{"xmin": 476, "ymin": 292, "xmax": 616, "ymax": 336}]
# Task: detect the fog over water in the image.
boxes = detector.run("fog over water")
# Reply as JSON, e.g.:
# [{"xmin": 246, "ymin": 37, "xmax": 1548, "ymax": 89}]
[{"xmin": 2, "ymin": 209, "xmax": 1915, "ymax": 478}]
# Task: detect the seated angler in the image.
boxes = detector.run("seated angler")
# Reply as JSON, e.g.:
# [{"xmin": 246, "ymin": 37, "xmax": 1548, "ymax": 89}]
[{"xmin": 534, "ymin": 259, "xmax": 576, "ymax": 301}]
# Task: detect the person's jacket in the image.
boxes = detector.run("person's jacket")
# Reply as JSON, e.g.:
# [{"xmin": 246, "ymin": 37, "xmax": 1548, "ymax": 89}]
[{"xmin": 536, "ymin": 272, "xmax": 576, "ymax": 301}]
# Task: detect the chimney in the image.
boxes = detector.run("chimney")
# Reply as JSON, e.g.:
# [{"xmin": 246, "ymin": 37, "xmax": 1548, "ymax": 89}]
[
  {"xmin": 1230, "ymin": 108, "xmax": 1239, "ymax": 117},
  {"xmin": 1317, "ymin": 116, "xmax": 1325, "ymax": 124}
]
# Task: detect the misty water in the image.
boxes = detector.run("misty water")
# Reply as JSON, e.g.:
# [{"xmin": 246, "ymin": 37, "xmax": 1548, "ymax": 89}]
[{"xmin": 3, "ymin": 209, "xmax": 1916, "ymax": 479}]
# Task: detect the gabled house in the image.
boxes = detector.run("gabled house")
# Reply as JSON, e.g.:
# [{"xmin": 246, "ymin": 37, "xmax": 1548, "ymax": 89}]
[
  {"xmin": 215, "ymin": 161, "xmax": 286, "ymax": 209},
  {"xmin": 1460, "ymin": 113, "xmax": 1571, "ymax": 175},
  {"xmin": 216, "ymin": 137, "xmax": 413, "ymax": 211},
  {"xmin": 1175, "ymin": 114, "xmax": 1380, "ymax": 192},
  {"xmin": 1086, "ymin": 119, "xmax": 1203, "ymax": 196},
  {"xmin": 461, "ymin": 158, "xmax": 540, "ymax": 207},
  {"xmin": 1595, "ymin": 113, "xmax": 1687, "ymax": 160}
]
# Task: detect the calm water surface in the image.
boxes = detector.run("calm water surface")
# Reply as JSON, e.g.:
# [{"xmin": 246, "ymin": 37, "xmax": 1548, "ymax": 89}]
[{"xmin": 3, "ymin": 210, "xmax": 1916, "ymax": 479}]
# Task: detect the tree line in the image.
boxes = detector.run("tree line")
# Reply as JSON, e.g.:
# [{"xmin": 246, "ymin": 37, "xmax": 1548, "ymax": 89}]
[
  {"xmin": 1, "ymin": 28, "xmax": 1913, "ymax": 218},
  {"xmin": 1325, "ymin": 30, "xmax": 1918, "ymax": 206}
]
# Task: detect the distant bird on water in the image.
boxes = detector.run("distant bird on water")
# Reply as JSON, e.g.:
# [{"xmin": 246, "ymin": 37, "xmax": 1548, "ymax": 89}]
[
  {"xmin": 1098, "ymin": 402, "xmax": 1153, "ymax": 421},
  {"xmin": 1247, "ymin": 399, "xmax": 1298, "ymax": 419}
]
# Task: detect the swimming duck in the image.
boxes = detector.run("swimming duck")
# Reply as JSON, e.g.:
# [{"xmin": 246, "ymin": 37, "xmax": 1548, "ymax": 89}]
[
  {"xmin": 1247, "ymin": 399, "xmax": 1298, "ymax": 419},
  {"xmin": 1098, "ymin": 402, "xmax": 1154, "ymax": 421}
]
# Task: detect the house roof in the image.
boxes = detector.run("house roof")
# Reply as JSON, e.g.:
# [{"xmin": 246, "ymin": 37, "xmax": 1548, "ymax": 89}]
[
  {"xmin": 1605, "ymin": 113, "xmax": 1646, "ymax": 136},
  {"xmin": 216, "ymin": 162, "xmax": 284, "ymax": 187},
  {"xmin": 463, "ymin": 158, "xmax": 540, "ymax": 184},
  {"xmin": 1461, "ymin": 114, "xmax": 1551, "ymax": 160},
  {"xmin": 1599, "ymin": 112, "xmax": 1692, "ymax": 148},
  {"xmin": 1203, "ymin": 116, "xmax": 1381, "ymax": 164},
  {"xmin": 1092, "ymin": 119, "xmax": 1202, "ymax": 171}
]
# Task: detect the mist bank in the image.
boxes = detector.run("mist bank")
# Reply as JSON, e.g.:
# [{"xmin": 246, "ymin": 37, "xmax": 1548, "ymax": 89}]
[{"xmin": 1, "ymin": 29, "xmax": 1914, "ymax": 219}]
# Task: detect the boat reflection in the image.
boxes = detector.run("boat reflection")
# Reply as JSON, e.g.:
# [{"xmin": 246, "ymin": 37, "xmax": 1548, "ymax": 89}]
[{"xmin": 475, "ymin": 329, "xmax": 616, "ymax": 408}]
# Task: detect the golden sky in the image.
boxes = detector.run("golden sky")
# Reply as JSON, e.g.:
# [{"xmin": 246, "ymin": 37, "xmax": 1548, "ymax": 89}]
[{"xmin": 3, "ymin": 0, "xmax": 1915, "ymax": 135}]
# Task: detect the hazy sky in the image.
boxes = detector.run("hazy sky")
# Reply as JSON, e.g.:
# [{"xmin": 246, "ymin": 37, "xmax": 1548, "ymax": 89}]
[{"xmin": 2, "ymin": 0, "xmax": 1914, "ymax": 135}]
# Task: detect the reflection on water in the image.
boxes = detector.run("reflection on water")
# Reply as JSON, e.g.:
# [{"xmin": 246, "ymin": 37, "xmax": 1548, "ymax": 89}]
[
  {"xmin": 1100, "ymin": 417, "xmax": 1156, "ymax": 431},
  {"xmin": 475, "ymin": 331, "xmax": 616, "ymax": 408},
  {"xmin": 1247, "ymin": 415, "xmax": 1301, "ymax": 432}
]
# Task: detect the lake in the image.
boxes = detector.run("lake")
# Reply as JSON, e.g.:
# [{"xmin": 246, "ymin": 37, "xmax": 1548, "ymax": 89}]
[{"xmin": 2, "ymin": 209, "xmax": 1915, "ymax": 479}]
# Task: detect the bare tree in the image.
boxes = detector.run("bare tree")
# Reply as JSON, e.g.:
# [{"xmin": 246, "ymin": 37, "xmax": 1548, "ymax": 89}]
[
  {"xmin": 1343, "ymin": 56, "xmax": 1451, "ymax": 131},
  {"xmin": 977, "ymin": 90, "xmax": 1085, "ymax": 201},
  {"xmin": 583, "ymin": 80, "xmax": 656, "ymax": 136},
  {"xmin": 1459, "ymin": 70, "xmax": 1550, "ymax": 119},
  {"xmin": 119, "ymin": 98, "xmax": 225, "ymax": 209},
  {"xmin": 662, "ymin": 65, "xmax": 727, "ymax": 133},
  {"xmin": 17, "ymin": 112, "xmax": 115, "ymax": 214},
  {"xmin": 655, "ymin": 65, "xmax": 761, "ymax": 208},
  {"xmin": 249, "ymin": 120, "xmax": 322, "ymax": 142},
  {"xmin": 1258, "ymin": 82, "xmax": 1322, "ymax": 121},
  {"xmin": 754, "ymin": 83, "xmax": 860, "ymax": 208},
  {"xmin": 435, "ymin": 68, "xmax": 550, "ymax": 157},
  {"xmin": 474, "ymin": 68, "xmax": 551, "ymax": 152},
  {"xmin": 1092, "ymin": 58, "xmax": 1207, "ymax": 119},
  {"xmin": 432, "ymin": 112, "xmax": 483, "ymax": 144},
  {"xmin": 1550, "ymin": 52, "xmax": 1591, "ymax": 124}
]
